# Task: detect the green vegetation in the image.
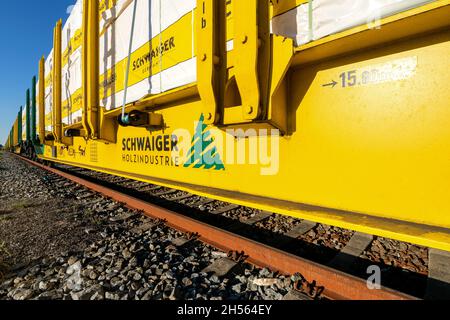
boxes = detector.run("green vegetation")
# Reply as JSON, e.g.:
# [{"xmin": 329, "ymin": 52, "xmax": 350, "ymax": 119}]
[{"xmin": 10, "ymin": 201, "xmax": 38, "ymax": 210}]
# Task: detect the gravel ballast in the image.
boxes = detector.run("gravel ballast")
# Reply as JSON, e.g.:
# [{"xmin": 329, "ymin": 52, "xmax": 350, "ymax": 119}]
[
  {"xmin": 0, "ymin": 153, "xmax": 297, "ymax": 300},
  {"xmin": 0, "ymin": 152, "xmax": 433, "ymax": 300}
]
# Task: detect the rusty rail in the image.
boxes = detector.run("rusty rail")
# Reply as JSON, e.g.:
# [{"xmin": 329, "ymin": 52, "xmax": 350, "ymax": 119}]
[{"xmin": 17, "ymin": 155, "xmax": 416, "ymax": 300}]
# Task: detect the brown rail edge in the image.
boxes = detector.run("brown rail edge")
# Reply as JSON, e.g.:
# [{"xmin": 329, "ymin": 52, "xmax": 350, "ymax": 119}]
[{"xmin": 15, "ymin": 155, "xmax": 416, "ymax": 300}]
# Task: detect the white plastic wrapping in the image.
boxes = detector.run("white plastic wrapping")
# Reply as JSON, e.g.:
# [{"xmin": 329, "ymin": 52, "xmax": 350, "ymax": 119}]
[
  {"xmin": 62, "ymin": 0, "xmax": 83, "ymax": 125},
  {"xmin": 272, "ymin": 2, "xmax": 311, "ymax": 45},
  {"xmin": 22, "ymin": 110, "xmax": 27, "ymax": 141},
  {"xmin": 44, "ymin": 51, "xmax": 53, "ymax": 132},
  {"xmin": 272, "ymin": 0, "xmax": 435, "ymax": 46},
  {"xmin": 36, "ymin": 81, "xmax": 40, "ymax": 136},
  {"xmin": 41, "ymin": 0, "xmax": 197, "ymax": 124},
  {"xmin": 313, "ymin": 0, "xmax": 435, "ymax": 41},
  {"xmin": 100, "ymin": 0, "xmax": 197, "ymax": 110}
]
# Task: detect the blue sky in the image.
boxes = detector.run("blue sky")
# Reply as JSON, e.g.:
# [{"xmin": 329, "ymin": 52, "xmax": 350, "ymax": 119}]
[{"xmin": 0, "ymin": 0, "xmax": 75, "ymax": 145}]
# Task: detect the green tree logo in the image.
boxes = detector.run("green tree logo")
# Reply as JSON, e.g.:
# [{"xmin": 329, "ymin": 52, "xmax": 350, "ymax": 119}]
[{"xmin": 184, "ymin": 114, "xmax": 225, "ymax": 171}]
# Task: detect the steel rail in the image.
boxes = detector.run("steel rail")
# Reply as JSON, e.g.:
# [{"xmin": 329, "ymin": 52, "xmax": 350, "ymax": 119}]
[{"xmin": 16, "ymin": 155, "xmax": 416, "ymax": 300}]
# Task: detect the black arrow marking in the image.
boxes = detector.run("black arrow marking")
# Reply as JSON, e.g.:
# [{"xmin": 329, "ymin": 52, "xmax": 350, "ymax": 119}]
[{"xmin": 322, "ymin": 80, "xmax": 338, "ymax": 88}]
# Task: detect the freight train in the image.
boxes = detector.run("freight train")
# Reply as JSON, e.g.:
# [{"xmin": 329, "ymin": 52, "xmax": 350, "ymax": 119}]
[{"xmin": 4, "ymin": 0, "xmax": 450, "ymax": 252}]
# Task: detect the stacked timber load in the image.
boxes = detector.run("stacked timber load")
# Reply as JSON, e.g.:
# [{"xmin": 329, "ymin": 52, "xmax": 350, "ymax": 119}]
[
  {"xmin": 43, "ymin": 0, "xmax": 117, "ymax": 130},
  {"xmin": 44, "ymin": 51, "xmax": 53, "ymax": 133},
  {"xmin": 272, "ymin": 0, "xmax": 436, "ymax": 46},
  {"xmin": 62, "ymin": 0, "xmax": 83, "ymax": 126},
  {"xmin": 38, "ymin": 0, "xmax": 441, "ymax": 131},
  {"xmin": 21, "ymin": 108, "xmax": 26, "ymax": 143},
  {"xmin": 99, "ymin": 0, "xmax": 197, "ymax": 110},
  {"xmin": 35, "ymin": 80, "xmax": 40, "ymax": 139},
  {"xmin": 42, "ymin": 0, "xmax": 197, "ymax": 121}
]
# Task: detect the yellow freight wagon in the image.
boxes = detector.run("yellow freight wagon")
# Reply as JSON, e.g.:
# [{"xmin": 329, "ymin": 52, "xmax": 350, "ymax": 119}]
[{"xmin": 18, "ymin": 0, "xmax": 450, "ymax": 252}]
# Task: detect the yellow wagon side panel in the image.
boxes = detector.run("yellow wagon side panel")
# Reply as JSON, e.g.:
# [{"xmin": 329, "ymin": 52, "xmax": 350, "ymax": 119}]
[{"xmin": 39, "ymin": 3, "xmax": 450, "ymax": 252}]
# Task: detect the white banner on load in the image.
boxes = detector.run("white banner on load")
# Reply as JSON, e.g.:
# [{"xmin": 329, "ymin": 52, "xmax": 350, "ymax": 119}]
[
  {"xmin": 100, "ymin": 0, "xmax": 197, "ymax": 111},
  {"xmin": 272, "ymin": 0, "xmax": 435, "ymax": 46}
]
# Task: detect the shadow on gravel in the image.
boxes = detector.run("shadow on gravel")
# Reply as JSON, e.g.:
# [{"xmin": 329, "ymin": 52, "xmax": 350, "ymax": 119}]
[
  {"xmin": 0, "ymin": 210, "xmax": 13, "ymax": 216},
  {"xmin": 9, "ymin": 201, "xmax": 40, "ymax": 210},
  {"xmin": 0, "ymin": 202, "xmax": 40, "ymax": 217},
  {"xmin": 0, "ymin": 263, "xmax": 8, "ymax": 283},
  {"xmin": 55, "ymin": 166, "xmax": 437, "ymax": 299},
  {"xmin": 0, "ymin": 242, "xmax": 11, "ymax": 283}
]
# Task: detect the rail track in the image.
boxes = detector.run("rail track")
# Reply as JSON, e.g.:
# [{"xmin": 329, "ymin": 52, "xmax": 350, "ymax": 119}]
[
  {"xmin": 2, "ymin": 153, "xmax": 298, "ymax": 300},
  {"xmin": 5, "ymin": 155, "xmax": 423, "ymax": 300}
]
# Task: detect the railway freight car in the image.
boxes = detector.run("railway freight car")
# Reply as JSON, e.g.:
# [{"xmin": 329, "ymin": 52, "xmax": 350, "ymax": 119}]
[
  {"xmin": 4, "ymin": 85, "xmax": 40, "ymax": 158},
  {"xmin": 8, "ymin": 0, "xmax": 450, "ymax": 252}
]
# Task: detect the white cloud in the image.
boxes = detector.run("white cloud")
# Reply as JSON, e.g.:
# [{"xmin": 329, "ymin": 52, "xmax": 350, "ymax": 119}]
[{"xmin": 66, "ymin": 5, "xmax": 75, "ymax": 15}]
